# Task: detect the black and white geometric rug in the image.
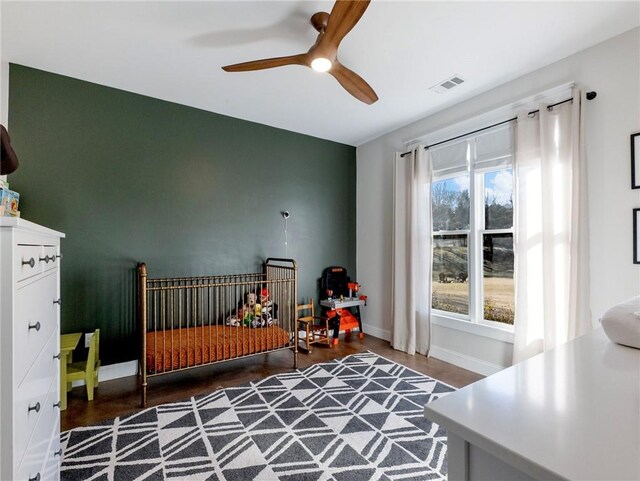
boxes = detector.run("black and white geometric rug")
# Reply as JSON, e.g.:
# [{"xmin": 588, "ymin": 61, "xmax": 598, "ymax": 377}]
[{"xmin": 61, "ymin": 352, "xmax": 455, "ymax": 481}]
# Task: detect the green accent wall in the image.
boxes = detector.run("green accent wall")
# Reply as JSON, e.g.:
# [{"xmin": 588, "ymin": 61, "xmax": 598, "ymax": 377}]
[{"xmin": 8, "ymin": 64, "xmax": 356, "ymax": 365}]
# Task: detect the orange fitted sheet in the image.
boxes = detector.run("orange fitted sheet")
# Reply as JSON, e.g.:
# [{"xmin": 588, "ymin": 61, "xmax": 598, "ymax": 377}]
[{"xmin": 146, "ymin": 325, "xmax": 291, "ymax": 374}]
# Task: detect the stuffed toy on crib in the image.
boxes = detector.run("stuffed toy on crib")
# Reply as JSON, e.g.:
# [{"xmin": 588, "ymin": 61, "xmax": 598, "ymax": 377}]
[{"xmin": 226, "ymin": 289, "xmax": 278, "ymax": 328}]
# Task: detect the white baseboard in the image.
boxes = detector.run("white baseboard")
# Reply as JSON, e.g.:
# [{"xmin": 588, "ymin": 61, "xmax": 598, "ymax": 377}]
[
  {"xmin": 362, "ymin": 323, "xmax": 390, "ymax": 341},
  {"xmin": 429, "ymin": 345, "xmax": 505, "ymax": 377},
  {"xmin": 71, "ymin": 360, "xmax": 138, "ymax": 387}
]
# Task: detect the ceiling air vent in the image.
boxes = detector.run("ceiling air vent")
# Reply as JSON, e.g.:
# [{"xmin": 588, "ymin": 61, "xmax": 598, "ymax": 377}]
[{"xmin": 430, "ymin": 75, "xmax": 465, "ymax": 94}]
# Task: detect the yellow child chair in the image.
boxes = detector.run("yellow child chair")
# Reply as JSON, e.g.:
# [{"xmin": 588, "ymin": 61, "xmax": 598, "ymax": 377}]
[{"xmin": 67, "ymin": 329, "xmax": 101, "ymax": 401}]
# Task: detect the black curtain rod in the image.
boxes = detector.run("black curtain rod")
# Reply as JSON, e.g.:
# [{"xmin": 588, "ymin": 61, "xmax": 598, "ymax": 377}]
[{"xmin": 399, "ymin": 91, "xmax": 597, "ymax": 158}]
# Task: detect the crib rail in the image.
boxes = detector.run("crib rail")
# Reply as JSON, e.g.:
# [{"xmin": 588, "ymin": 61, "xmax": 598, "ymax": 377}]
[{"xmin": 137, "ymin": 259, "xmax": 298, "ymax": 407}]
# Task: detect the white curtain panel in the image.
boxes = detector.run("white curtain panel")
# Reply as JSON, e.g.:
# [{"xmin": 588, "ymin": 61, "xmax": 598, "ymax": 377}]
[
  {"xmin": 391, "ymin": 147, "xmax": 433, "ymax": 355},
  {"xmin": 513, "ymin": 88, "xmax": 592, "ymax": 363}
]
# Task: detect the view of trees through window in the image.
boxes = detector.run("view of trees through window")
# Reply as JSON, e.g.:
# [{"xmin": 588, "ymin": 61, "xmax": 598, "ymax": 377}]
[
  {"xmin": 431, "ymin": 168, "xmax": 515, "ymax": 325},
  {"xmin": 432, "ymin": 175, "xmax": 470, "ymax": 315},
  {"xmin": 483, "ymin": 170, "xmax": 514, "ymax": 324},
  {"xmin": 432, "ymin": 175, "xmax": 470, "ymax": 231}
]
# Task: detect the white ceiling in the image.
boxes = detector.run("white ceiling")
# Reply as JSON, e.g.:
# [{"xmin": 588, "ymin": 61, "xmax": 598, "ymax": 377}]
[{"xmin": 2, "ymin": 1, "xmax": 638, "ymax": 146}]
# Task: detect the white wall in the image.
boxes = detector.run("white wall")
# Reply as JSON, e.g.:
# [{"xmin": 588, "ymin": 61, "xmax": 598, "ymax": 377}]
[
  {"xmin": 0, "ymin": 1, "xmax": 7, "ymax": 127},
  {"xmin": 1, "ymin": 6, "xmax": 9, "ymax": 189},
  {"xmin": 0, "ymin": 5, "xmax": 5, "ymax": 475},
  {"xmin": 0, "ymin": 61, "xmax": 7, "ymax": 126},
  {"xmin": 357, "ymin": 28, "xmax": 640, "ymax": 373}
]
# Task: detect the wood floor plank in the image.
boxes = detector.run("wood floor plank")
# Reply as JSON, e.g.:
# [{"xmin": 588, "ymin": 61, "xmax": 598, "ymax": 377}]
[{"xmin": 61, "ymin": 335, "xmax": 483, "ymax": 431}]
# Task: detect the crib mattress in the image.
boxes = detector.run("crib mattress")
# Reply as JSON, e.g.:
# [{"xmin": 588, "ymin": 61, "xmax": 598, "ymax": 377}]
[{"xmin": 146, "ymin": 325, "xmax": 291, "ymax": 374}]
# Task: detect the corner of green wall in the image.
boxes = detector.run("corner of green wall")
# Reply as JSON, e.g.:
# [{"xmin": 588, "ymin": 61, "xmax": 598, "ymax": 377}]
[{"xmin": 8, "ymin": 64, "xmax": 356, "ymax": 365}]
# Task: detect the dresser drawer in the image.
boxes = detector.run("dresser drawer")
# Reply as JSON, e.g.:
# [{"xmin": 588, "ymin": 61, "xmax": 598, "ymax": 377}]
[
  {"xmin": 15, "ymin": 272, "xmax": 58, "ymax": 385},
  {"xmin": 42, "ymin": 246, "xmax": 59, "ymax": 274},
  {"xmin": 16, "ymin": 244, "xmax": 44, "ymax": 282},
  {"xmin": 15, "ymin": 331, "xmax": 59, "ymax": 462},
  {"xmin": 16, "ymin": 378, "xmax": 59, "ymax": 481}
]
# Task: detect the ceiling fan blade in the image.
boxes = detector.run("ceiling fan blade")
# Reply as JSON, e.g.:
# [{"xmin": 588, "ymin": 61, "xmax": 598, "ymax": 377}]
[
  {"xmin": 222, "ymin": 54, "xmax": 308, "ymax": 72},
  {"xmin": 329, "ymin": 62, "xmax": 378, "ymax": 104},
  {"xmin": 319, "ymin": 0, "xmax": 371, "ymax": 51}
]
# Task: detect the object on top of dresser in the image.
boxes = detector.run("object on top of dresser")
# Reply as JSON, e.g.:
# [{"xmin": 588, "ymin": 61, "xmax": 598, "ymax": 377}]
[
  {"xmin": 601, "ymin": 296, "xmax": 640, "ymax": 349},
  {"xmin": 0, "ymin": 188, "xmax": 20, "ymax": 217},
  {"xmin": 0, "ymin": 125, "xmax": 19, "ymax": 175}
]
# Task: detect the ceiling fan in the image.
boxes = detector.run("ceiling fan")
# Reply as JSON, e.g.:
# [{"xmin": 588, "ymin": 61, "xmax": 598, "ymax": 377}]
[{"xmin": 222, "ymin": 0, "xmax": 378, "ymax": 105}]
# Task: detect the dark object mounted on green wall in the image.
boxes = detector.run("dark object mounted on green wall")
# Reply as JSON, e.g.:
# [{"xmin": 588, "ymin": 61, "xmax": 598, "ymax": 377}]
[{"xmin": 1, "ymin": 125, "xmax": 20, "ymax": 175}]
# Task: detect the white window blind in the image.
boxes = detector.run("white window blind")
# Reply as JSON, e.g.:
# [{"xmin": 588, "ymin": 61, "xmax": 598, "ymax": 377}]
[
  {"xmin": 431, "ymin": 140, "xmax": 469, "ymax": 176},
  {"xmin": 430, "ymin": 123, "xmax": 514, "ymax": 176},
  {"xmin": 475, "ymin": 124, "xmax": 514, "ymax": 170}
]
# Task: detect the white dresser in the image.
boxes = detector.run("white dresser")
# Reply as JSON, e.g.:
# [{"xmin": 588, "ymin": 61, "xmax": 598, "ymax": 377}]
[{"xmin": 0, "ymin": 218, "xmax": 65, "ymax": 481}]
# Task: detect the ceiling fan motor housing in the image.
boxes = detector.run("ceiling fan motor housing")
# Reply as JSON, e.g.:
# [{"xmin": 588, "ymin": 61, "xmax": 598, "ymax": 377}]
[{"xmin": 310, "ymin": 12, "xmax": 330, "ymax": 32}]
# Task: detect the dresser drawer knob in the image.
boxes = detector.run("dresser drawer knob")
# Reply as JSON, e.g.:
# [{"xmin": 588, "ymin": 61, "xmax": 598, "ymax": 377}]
[
  {"xmin": 28, "ymin": 321, "xmax": 41, "ymax": 332},
  {"xmin": 53, "ymin": 352, "xmax": 61, "ymax": 360},
  {"xmin": 53, "ymin": 298, "xmax": 62, "ymax": 306},
  {"xmin": 54, "ymin": 449, "xmax": 62, "ymax": 457},
  {"xmin": 22, "ymin": 257, "xmax": 35, "ymax": 268},
  {"xmin": 28, "ymin": 473, "xmax": 40, "ymax": 481},
  {"xmin": 53, "ymin": 401, "xmax": 61, "ymax": 409},
  {"xmin": 39, "ymin": 255, "xmax": 50, "ymax": 264},
  {"xmin": 51, "ymin": 255, "xmax": 57, "ymax": 263},
  {"xmin": 28, "ymin": 402, "xmax": 41, "ymax": 413}
]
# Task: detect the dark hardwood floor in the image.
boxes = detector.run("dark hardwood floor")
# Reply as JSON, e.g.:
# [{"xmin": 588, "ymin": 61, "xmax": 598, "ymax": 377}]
[{"xmin": 62, "ymin": 335, "xmax": 483, "ymax": 431}]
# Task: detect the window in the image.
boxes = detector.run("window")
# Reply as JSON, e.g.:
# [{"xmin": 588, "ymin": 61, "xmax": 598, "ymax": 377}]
[
  {"xmin": 481, "ymin": 169, "xmax": 514, "ymax": 324},
  {"xmin": 431, "ymin": 126, "xmax": 515, "ymax": 327},
  {"xmin": 432, "ymin": 175, "xmax": 470, "ymax": 315}
]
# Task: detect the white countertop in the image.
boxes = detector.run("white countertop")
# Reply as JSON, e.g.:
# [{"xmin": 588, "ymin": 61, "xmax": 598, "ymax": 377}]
[{"xmin": 425, "ymin": 328, "xmax": 640, "ymax": 481}]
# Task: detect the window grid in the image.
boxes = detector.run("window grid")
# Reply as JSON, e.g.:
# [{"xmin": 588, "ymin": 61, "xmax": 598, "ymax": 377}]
[{"xmin": 431, "ymin": 134, "xmax": 514, "ymax": 329}]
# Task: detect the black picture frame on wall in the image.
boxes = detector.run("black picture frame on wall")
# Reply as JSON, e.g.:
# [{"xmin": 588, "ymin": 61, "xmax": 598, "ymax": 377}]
[
  {"xmin": 634, "ymin": 209, "xmax": 640, "ymax": 265},
  {"xmin": 632, "ymin": 132, "xmax": 640, "ymax": 189}
]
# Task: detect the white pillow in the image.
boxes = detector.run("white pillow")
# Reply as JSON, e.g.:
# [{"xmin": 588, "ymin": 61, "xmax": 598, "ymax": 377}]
[{"xmin": 601, "ymin": 296, "xmax": 640, "ymax": 349}]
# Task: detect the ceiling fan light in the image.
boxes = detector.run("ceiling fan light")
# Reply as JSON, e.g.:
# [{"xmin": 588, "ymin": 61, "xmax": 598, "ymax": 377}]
[{"xmin": 311, "ymin": 57, "xmax": 332, "ymax": 72}]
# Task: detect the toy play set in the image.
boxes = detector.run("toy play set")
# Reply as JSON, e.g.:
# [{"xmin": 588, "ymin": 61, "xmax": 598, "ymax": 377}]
[{"xmin": 319, "ymin": 266, "xmax": 367, "ymax": 345}]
